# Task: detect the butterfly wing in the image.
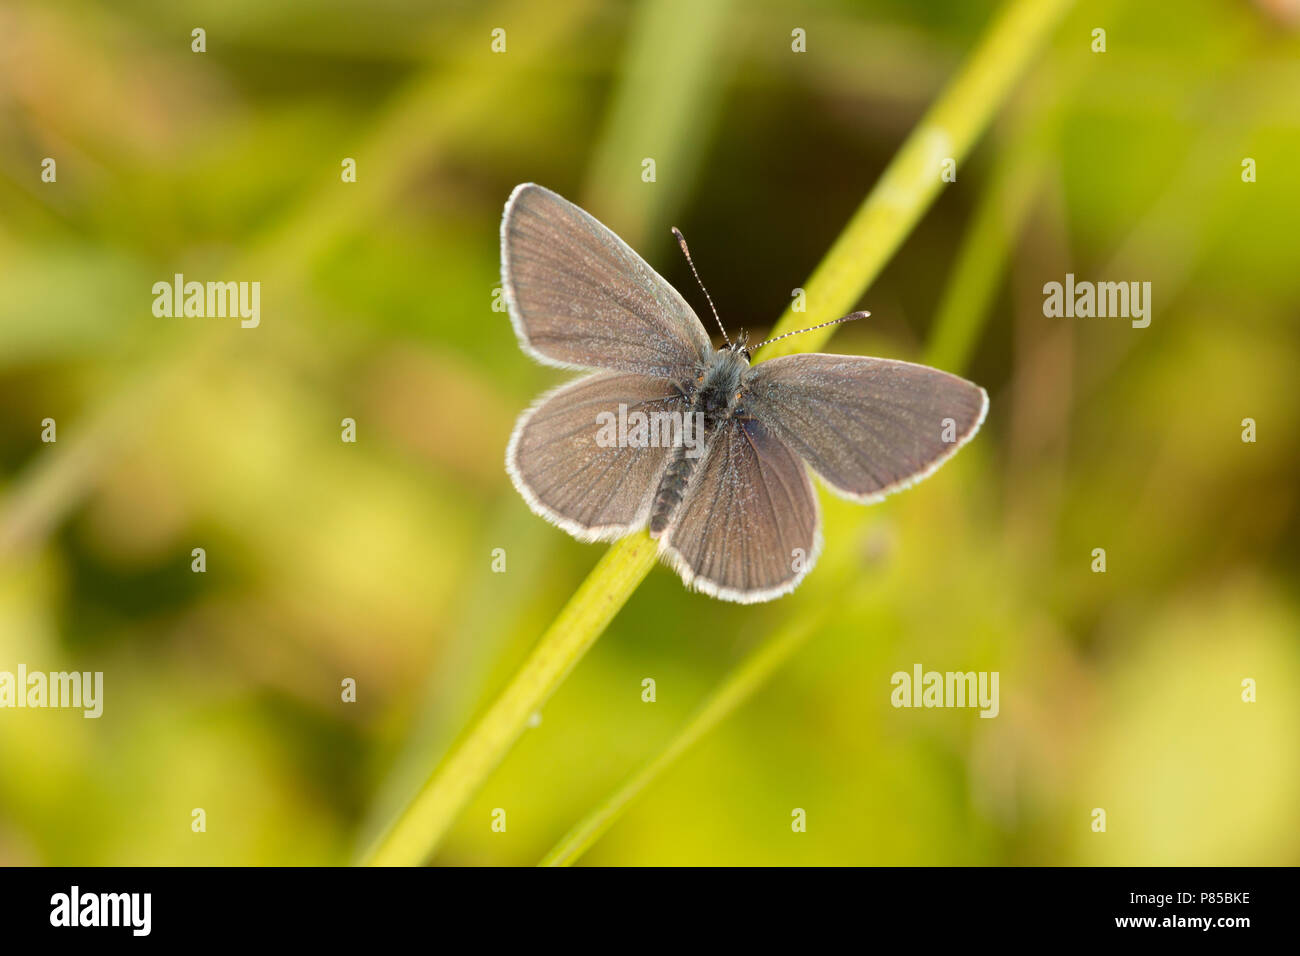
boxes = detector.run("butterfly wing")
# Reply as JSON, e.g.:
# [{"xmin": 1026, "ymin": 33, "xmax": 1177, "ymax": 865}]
[
  {"xmin": 743, "ymin": 354, "xmax": 987, "ymax": 502},
  {"xmin": 507, "ymin": 370, "xmax": 687, "ymax": 541},
  {"xmin": 501, "ymin": 183, "xmax": 713, "ymax": 379},
  {"xmin": 659, "ymin": 415, "xmax": 820, "ymax": 603}
]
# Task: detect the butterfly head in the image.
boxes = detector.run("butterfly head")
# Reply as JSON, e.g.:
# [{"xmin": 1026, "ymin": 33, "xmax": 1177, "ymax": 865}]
[{"xmin": 724, "ymin": 330, "xmax": 752, "ymax": 362}]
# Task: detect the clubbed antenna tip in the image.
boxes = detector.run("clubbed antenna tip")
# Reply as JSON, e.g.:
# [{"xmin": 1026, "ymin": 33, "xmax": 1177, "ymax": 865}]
[
  {"xmin": 671, "ymin": 226, "xmax": 730, "ymax": 347},
  {"xmin": 752, "ymin": 311, "xmax": 870, "ymax": 351}
]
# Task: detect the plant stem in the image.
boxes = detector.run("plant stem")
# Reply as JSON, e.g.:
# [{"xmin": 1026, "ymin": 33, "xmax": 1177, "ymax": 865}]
[
  {"xmin": 539, "ymin": 609, "xmax": 825, "ymax": 866},
  {"xmin": 757, "ymin": 0, "xmax": 1074, "ymax": 363},
  {"xmin": 362, "ymin": 531, "xmax": 657, "ymax": 865}
]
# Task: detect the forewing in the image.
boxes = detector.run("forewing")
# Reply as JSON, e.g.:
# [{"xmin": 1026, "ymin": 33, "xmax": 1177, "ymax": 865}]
[
  {"xmin": 501, "ymin": 183, "xmax": 712, "ymax": 379},
  {"xmin": 660, "ymin": 416, "xmax": 820, "ymax": 603},
  {"xmin": 507, "ymin": 371, "xmax": 684, "ymax": 541},
  {"xmin": 744, "ymin": 354, "xmax": 988, "ymax": 502}
]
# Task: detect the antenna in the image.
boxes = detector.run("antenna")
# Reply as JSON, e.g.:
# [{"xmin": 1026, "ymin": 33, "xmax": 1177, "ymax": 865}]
[
  {"xmin": 751, "ymin": 311, "xmax": 870, "ymax": 351},
  {"xmin": 671, "ymin": 227, "xmax": 730, "ymax": 346}
]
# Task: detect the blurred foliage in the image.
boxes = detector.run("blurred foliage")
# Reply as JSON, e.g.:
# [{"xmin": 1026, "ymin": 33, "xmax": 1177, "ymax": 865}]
[{"xmin": 1, "ymin": 0, "xmax": 1297, "ymax": 865}]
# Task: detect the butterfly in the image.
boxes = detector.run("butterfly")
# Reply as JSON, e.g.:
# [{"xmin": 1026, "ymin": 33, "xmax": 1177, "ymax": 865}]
[{"xmin": 502, "ymin": 183, "xmax": 987, "ymax": 603}]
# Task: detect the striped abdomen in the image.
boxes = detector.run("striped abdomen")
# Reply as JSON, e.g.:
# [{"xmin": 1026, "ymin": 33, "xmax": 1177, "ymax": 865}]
[{"xmin": 649, "ymin": 446, "xmax": 698, "ymax": 536}]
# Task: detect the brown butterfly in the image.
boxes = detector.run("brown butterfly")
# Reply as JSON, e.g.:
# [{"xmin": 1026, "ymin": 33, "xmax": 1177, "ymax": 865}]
[{"xmin": 502, "ymin": 184, "xmax": 987, "ymax": 603}]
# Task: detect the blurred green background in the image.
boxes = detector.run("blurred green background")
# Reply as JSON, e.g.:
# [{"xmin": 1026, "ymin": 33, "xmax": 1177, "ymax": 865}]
[{"xmin": 1, "ymin": 0, "xmax": 1298, "ymax": 866}]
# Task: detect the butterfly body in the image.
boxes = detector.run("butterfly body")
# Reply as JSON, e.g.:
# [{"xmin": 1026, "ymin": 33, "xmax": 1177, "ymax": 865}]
[
  {"xmin": 648, "ymin": 345, "xmax": 750, "ymax": 536},
  {"xmin": 501, "ymin": 183, "xmax": 988, "ymax": 603}
]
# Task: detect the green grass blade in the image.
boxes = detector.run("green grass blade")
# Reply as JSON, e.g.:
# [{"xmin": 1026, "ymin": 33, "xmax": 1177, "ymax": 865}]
[
  {"xmin": 756, "ymin": 0, "xmax": 1075, "ymax": 363},
  {"xmin": 538, "ymin": 608, "xmax": 825, "ymax": 866},
  {"xmin": 583, "ymin": 0, "xmax": 735, "ymax": 248},
  {"xmin": 361, "ymin": 532, "xmax": 657, "ymax": 865}
]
